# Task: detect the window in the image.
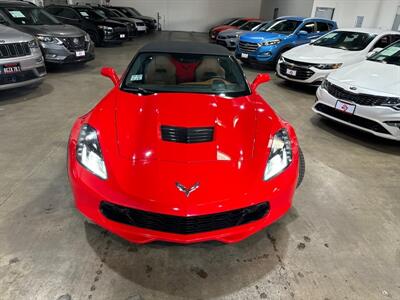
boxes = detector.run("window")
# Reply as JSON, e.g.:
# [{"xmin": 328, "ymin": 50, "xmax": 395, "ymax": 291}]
[
  {"xmin": 300, "ymin": 22, "xmax": 316, "ymax": 34},
  {"xmin": 312, "ymin": 31, "xmax": 377, "ymax": 51},
  {"xmin": 230, "ymin": 19, "xmax": 247, "ymax": 27},
  {"xmin": 239, "ymin": 21, "xmax": 260, "ymax": 31},
  {"xmin": 368, "ymin": 41, "xmax": 400, "ymax": 66},
  {"xmin": 373, "ymin": 35, "xmax": 392, "ymax": 49},
  {"xmin": 3, "ymin": 7, "xmax": 61, "ymax": 25},
  {"xmin": 58, "ymin": 8, "xmax": 79, "ymax": 19},
  {"xmin": 261, "ymin": 19, "xmax": 302, "ymax": 34},
  {"xmin": 122, "ymin": 53, "xmax": 250, "ymax": 97},
  {"xmin": 76, "ymin": 8, "xmax": 103, "ymax": 21},
  {"xmin": 316, "ymin": 22, "xmax": 329, "ymax": 33}
]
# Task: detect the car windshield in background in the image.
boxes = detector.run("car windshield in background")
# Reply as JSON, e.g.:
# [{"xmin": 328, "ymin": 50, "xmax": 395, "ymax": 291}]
[
  {"xmin": 111, "ymin": 9, "xmax": 125, "ymax": 17},
  {"xmin": 130, "ymin": 7, "xmax": 142, "ymax": 16},
  {"xmin": 223, "ymin": 18, "xmax": 238, "ymax": 25},
  {"xmin": 95, "ymin": 8, "xmax": 118, "ymax": 18},
  {"xmin": 261, "ymin": 19, "xmax": 301, "ymax": 34},
  {"xmin": 368, "ymin": 41, "xmax": 400, "ymax": 66},
  {"xmin": 239, "ymin": 21, "xmax": 260, "ymax": 31},
  {"xmin": 76, "ymin": 8, "xmax": 104, "ymax": 21},
  {"xmin": 230, "ymin": 19, "xmax": 247, "ymax": 27},
  {"xmin": 312, "ymin": 31, "xmax": 376, "ymax": 51},
  {"xmin": 122, "ymin": 53, "xmax": 249, "ymax": 97},
  {"xmin": 3, "ymin": 7, "xmax": 61, "ymax": 25}
]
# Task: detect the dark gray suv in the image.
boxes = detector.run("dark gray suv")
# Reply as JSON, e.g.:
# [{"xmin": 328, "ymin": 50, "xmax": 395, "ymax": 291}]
[{"xmin": 0, "ymin": 1, "xmax": 95, "ymax": 65}]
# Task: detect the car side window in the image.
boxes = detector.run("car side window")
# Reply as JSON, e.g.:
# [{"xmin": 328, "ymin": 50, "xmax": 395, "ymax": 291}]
[
  {"xmin": 300, "ymin": 22, "xmax": 316, "ymax": 34},
  {"xmin": 373, "ymin": 35, "xmax": 392, "ymax": 49},
  {"xmin": 328, "ymin": 23, "xmax": 335, "ymax": 31},
  {"xmin": 59, "ymin": 8, "xmax": 79, "ymax": 20},
  {"xmin": 390, "ymin": 35, "xmax": 400, "ymax": 43},
  {"xmin": 316, "ymin": 22, "xmax": 329, "ymax": 33}
]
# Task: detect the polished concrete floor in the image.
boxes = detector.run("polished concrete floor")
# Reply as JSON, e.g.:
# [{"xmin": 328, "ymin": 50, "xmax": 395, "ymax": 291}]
[{"xmin": 0, "ymin": 32, "xmax": 399, "ymax": 300}]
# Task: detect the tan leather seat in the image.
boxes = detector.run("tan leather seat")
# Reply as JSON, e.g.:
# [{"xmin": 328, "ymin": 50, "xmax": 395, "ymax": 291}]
[
  {"xmin": 145, "ymin": 55, "xmax": 176, "ymax": 85},
  {"xmin": 195, "ymin": 57, "xmax": 225, "ymax": 82}
]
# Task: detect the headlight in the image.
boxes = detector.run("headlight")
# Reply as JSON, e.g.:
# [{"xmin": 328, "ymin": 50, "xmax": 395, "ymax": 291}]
[
  {"xmin": 264, "ymin": 129, "xmax": 293, "ymax": 181},
  {"xmin": 76, "ymin": 124, "xmax": 107, "ymax": 180},
  {"xmin": 320, "ymin": 79, "xmax": 330, "ymax": 90},
  {"xmin": 98, "ymin": 25, "xmax": 113, "ymax": 32},
  {"xmin": 84, "ymin": 33, "xmax": 91, "ymax": 42},
  {"xmin": 315, "ymin": 63, "xmax": 343, "ymax": 70},
  {"xmin": 37, "ymin": 35, "xmax": 63, "ymax": 45},
  {"xmin": 259, "ymin": 39, "xmax": 281, "ymax": 46},
  {"xmin": 27, "ymin": 39, "xmax": 39, "ymax": 48}
]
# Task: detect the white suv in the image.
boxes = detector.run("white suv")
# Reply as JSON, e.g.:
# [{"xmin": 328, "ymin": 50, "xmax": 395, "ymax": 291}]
[
  {"xmin": 0, "ymin": 24, "xmax": 46, "ymax": 90},
  {"xmin": 313, "ymin": 41, "xmax": 400, "ymax": 141},
  {"xmin": 277, "ymin": 28, "xmax": 400, "ymax": 85}
]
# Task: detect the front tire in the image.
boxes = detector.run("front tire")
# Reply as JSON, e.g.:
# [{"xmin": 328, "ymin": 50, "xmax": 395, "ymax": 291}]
[{"xmin": 296, "ymin": 147, "xmax": 305, "ymax": 188}]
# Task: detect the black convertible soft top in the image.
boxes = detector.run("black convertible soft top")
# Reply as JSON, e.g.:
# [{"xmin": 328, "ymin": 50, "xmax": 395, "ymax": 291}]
[{"xmin": 138, "ymin": 41, "xmax": 231, "ymax": 56}]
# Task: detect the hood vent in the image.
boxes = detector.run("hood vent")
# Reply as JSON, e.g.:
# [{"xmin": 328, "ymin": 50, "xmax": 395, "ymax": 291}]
[{"xmin": 161, "ymin": 125, "xmax": 214, "ymax": 143}]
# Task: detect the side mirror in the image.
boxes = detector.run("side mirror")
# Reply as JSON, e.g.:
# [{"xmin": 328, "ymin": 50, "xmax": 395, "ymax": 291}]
[
  {"xmin": 251, "ymin": 73, "xmax": 270, "ymax": 92},
  {"xmin": 298, "ymin": 30, "xmax": 308, "ymax": 36},
  {"xmin": 101, "ymin": 67, "xmax": 120, "ymax": 86},
  {"xmin": 367, "ymin": 47, "xmax": 383, "ymax": 57}
]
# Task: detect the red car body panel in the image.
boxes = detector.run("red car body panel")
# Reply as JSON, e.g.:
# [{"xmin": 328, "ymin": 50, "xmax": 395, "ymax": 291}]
[
  {"xmin": 209, "ymin": 18, "xmax": 261, "ymax": 40},
  {"xmin": 68, "ymin": 81, "xmax": 300, "ymax": 243}
]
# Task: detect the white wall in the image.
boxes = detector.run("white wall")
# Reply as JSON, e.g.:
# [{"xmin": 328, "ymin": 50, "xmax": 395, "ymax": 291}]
[
  {"xmin": 260, "ymin": 0, "xmax": 314, "ymax": 20},
  {"xmin": 311, "ymin": 0, "xmax": 400, "ymax": 30},
  {"xmin": 107, "ymin": 0, "xmax": 262, "ymax": 32}
]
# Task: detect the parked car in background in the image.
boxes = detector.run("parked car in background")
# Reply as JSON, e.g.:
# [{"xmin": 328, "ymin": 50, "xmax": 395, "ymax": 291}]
[
  {"xmin": 277, "ymin": 28, "xmax": 400, "ymax": 85},
  {"xmin": 91, "ymin": 6, "xmax": 147, "ymax": 37},
  {"xmin": 313, "ymin": 41, "xmax": 400, "ymax": 141},
  {"xmin": 110, "ymin": 6, "xmax": 157, "ymax": 31},
  {"xmin": 217, "ymin": 20, "xmax": 269, "ymax": 50},
  {"xmin": 45, "ymin": 5, "xmax": 129, "ymax": 46},
  {"xmin": 236, "ymin": 16, "xmax": 337, "ymax": 66},
  {"xmin": 209, "ymin": 18, "xmax": 259, "ymax": 41},
  {"xmin": 0, "ymin": 24, "xmax": 46, "ymax": 90},
  {"xmin": 0, "ymin": 1, "xmax": 95, "ymax": 65}
]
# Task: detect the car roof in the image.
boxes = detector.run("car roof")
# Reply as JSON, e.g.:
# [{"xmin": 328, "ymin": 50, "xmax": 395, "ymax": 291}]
[
  {"xmin": 335, "ymin": 28, "xmax": 400, "ymax": 35},
  {"xmin": 276, "ymin": 16, "xmax": 335, "ymax": 23},
  {"xmin": 139, "ymin": 41, "xmax": 231, "ymax": 56},
  {"xmin": 0, "ymin": 0, "xmax": 36, "ymax": 7}
]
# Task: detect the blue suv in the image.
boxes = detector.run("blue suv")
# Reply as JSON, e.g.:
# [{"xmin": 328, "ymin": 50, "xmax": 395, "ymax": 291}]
[{"xmin": 236, "ymin": 16, "xmax": 337, "ymax": 65}]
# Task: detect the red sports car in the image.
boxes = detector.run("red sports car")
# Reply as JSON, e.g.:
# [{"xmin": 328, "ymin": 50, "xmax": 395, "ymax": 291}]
[
  {"xmin": 209, "ymin": 18, "xmax": 260, "ymax": 40},
  {"xmin": 68, "ymin": 42, "xmax": 305, "ymax": 244}
]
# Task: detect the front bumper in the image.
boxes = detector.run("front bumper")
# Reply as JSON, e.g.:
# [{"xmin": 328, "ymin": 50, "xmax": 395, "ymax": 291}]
[
  {"xmin": 41, "ymin": 40, "xmax": 95, "ymax": 64},
  {"xmin": 216, "ymin": 37, "xmax": 239, "ymax": 49},
  {"xmin": 0, "ymin": 51, "xmax": 46, "ymax": 90},
  {"xmin": 276, "ymin": 60, "xmax": 333, "ymax": 85},
  {"xmin": 103, "ymin": 29, "xmax": 129, "ymax": 43},
  {"xmin": 235, "ymin": 47, "xmax": 277, "ymax": 64},
  {"xmin": 68, "ymin": 147, "xmax": 298, "ymax": 244},
  {"xmin": 313, "ymin": 87, "xmax": 400, "ymax": 140}
]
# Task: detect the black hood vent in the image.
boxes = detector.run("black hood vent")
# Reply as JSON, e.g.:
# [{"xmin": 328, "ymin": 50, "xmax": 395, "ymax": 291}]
[{"xmin": 161, "ymin": 125, "xmax": 214, "ymax": 143}]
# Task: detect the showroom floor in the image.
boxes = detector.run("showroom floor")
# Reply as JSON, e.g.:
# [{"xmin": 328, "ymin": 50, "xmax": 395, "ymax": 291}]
[{"xmin": 0, "ymin": 31, "xmax": 399, "ymax": 300}]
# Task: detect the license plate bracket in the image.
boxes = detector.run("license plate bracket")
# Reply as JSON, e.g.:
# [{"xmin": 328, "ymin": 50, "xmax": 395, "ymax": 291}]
[
  {"xmin": 0, "ymin": 63, "xmax": 21, "ymax": 75},
  {"xmin": 335, "ymin": 100, "xmax": 356, "ymax": 114}
]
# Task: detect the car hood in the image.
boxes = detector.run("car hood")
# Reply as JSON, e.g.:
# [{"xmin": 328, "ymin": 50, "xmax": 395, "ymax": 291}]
[
  {"xmin": 0, "ymin": 24, "xmax": 33, "ymax": 42},
  {"xmin": 219, "ymin": 29, "xmax": 246, "ymax": 37},
  {"xmin": 240, "ymin": 32, "xmax": 287, "ymax": 43},
  {"xmin": 329, "ymin": 60, "xmax": 400, "ymax": 96},
  {"xmin": 19, "ymin": 24, "xmax": 84, "ymax": 37},
  {"xmin": 283, "ymin": 44, "xmax": 363, "ymax": 64},
  {"xmin": 115, "ymin": 92, "xmax": 258, "ymax": 162},
  {"xmin": 135, "ymin": 15, "xmax": 155, "ymax": 22}
]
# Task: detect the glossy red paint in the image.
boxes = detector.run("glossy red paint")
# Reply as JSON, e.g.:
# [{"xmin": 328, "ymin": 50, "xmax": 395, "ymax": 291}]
[
  {"xmin": 209, "ymin": 18, "xmax": 261, "ymax": 40},
  {"xmin": 68, "ymin": 70, "xmax": 300, "ymax": 244}
]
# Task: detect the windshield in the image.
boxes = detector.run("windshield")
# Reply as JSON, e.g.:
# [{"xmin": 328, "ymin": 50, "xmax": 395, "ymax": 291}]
[
  {"xmin": 95, "ymin": 8, "xmax": 118, "ymax": 18},
  {"xmin": 239, "ymin": 21, "xmax": 260, "ymax": 31},
  {"xmin": 130, "ymin": 7, "xmax": 142, "ymax": 16},
  {"xmin": 260, "ymin": 19, "xmax": 301, "ymax": 34},
  {"xmin": 368, "ymin": 41, "xmax": 400, "ymax": 66},
  {"xmin": 230, "ymin": 19, "xmax": 247, "ymax": 27},
  {"xmin": 76, "ymin": 8, "xmax": 104, "ymax": 21},
  {"xmin": 111, "ymin": 9, "xmax": 125, "ymax": 17},
  {"xmin": 312, "ymin": 31, "xmax": 377, "ymax": 51},
  {"xmin": 122, "ymin": 53, "xmax": 250, "ymax": 97},
  {"xmin": 3, "ymin": 7, "xmax": 61, "ymax": 25}
]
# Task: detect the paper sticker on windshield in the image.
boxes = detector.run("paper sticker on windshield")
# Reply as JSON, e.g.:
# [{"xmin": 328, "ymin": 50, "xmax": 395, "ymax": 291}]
[
  {"xmin": 79, "ymin": 11, "xmax": 89, "ymax": 17},
  {"xmin": 378, "ymin": 46, "xmax": 400, "ymax": 56},
  {"xmin": 130, "ymin": 74, "xmax": 143, "ymax": 81},
  {"xmin": 9, "ymin": 10, "xmax": 26, "ymax": 18}
]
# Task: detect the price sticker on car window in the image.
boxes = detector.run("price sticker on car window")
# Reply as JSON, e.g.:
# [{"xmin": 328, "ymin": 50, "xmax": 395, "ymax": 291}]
[
  {"xmin": 9, "ymin": 10, "xmax": 26, "ymax": 18},
  {"xmin": 130, "ymin": 74, "xmax": 143, "ymax": 81}
]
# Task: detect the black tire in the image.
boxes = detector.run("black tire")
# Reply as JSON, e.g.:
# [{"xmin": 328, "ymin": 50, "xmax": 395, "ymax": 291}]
[
  {"xmin": 88, "ymin": 31, "xmax": 101, "ymax": 47},
  {"xmin": 296, "ymin": 147, "xmax": 305, "ymax": 188}
]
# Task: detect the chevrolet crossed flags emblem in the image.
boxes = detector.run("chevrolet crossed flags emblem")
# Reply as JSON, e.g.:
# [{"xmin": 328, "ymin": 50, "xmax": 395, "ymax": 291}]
[{"xmin": 176, "ymin": 182, "xmax": 200, "ymax": 197}]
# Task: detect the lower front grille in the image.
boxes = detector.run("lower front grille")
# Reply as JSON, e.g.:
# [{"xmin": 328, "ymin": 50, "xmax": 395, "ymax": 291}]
[
  {"xmin": 100, "ymin": 201, "xmax": 270, "ymax": 234},
  {"xmin": 315, "ymin": 103, "xmax": 391, "ymax": 134},
  {"xmin": 280, "ymin": 63, "xmax": 314, "ymax": 80},
  {"xmin": 0, "ymin": 70, "xmax": 38, "ymax": 85},
  {"xmin": 0, "ymin": 42, "xmax": 31, "ymax": 58}
]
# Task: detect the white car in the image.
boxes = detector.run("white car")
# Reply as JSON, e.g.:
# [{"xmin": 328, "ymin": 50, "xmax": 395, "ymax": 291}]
[
  {"xmin": 277, "ymin": 28, "xmax": 400, "ymax": 85},
  {"xmin": 313, "ymin": 41, "xmax": 400, "ymax": 141}
]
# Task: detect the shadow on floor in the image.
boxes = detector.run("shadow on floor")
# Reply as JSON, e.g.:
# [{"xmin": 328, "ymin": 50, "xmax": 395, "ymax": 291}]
[
  {"xmin": 84, "ymin": 208, "xmax": 298, "ymax": 299},
  {"xmin": 0, "ymin": 82, "xmax": 54, "ymax": 105}
]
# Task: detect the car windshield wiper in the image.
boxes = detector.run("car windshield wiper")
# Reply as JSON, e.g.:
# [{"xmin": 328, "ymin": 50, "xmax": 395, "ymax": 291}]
[{"xmin": 123, "ymin": 87, "xmax": 156, "ymax": 95}]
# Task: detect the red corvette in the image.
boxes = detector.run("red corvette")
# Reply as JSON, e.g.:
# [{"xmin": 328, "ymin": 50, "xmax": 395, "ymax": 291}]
[
  {"xmin": 209, "ymin": 18, "xmax": 260, "ymax": 40},
  {"xmin": 68, "ymin": 42, "xmax": 305, "ymax": 244}
]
